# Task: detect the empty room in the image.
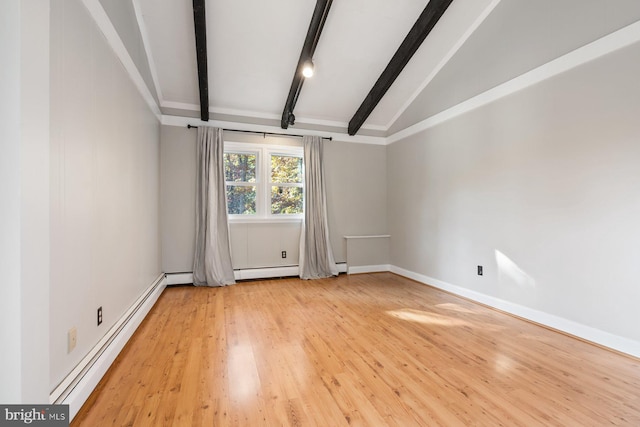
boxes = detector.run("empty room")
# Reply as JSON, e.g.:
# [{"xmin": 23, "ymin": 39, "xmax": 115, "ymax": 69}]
[{"xmin": 2, "ymin": 0, "xmax": 640, "ymax": 425}]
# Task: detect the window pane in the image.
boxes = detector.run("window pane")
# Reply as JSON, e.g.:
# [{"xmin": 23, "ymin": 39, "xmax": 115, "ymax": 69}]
[
  {"xmin": 271, "ymin": 186, "xmax": 303, "ymax": 214},
  {"xmin": 227, "ymin": 185, "xmax": 256, "ymax": 214},
  {"xmin": 271, "ymin": 155, "xmax": 302, "ymax": 183},
  {"xmin": 225, "ymin": 153, "xmax": 256, "ymax": 182}
]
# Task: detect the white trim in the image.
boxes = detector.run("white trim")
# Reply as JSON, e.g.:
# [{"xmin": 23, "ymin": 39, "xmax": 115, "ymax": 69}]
[
  {"xmin": 385, "ymin": 0, "xmax": 502, "ymax": 130},
  {"xmin": 336, "ymin": 262, "xmax": 348, "ymax": 274},
  {"xmin": 211, "ymin": 106, "xmax": 280, "ymax": 121},
  {"xmin": 387, "ymin": 19, "xmax": 640, "ymax": 144},
  {"xmin": 80, "ymin": 0, "xmax": 161, "ymax": 121},
  {"xmin": 236, "ymin": 264, "xmax": 347, "ymax": 280},
  {"xmin": 160, "ymin": 103, "xmax": 385, "ymax": 132},
  {"xmin": 343, "ymin": 234, "xmax": 391, "ymax": 239},
  {"xmin": 162, "ymin": 114, "xmax": 388, "ymax": 145},
  {"xmin": 228, "ymin": 217, "xmax": 303, "ymax": 225},
  {"xmin": 132, "ymin": 0, "xmax": 164, "ymax": 104},
  {"xmin": 167, "ymin": 263, "xmax": 348, "ymax": 284},
  {"xmin": 166, "ymin": 273, "xmax": 192, "ymax": 285},
  {"xmin": 347, "ymin": 264, "xmax": 391, "ymax": 275},
  {"xmin": 235, "ymin": 266, "xmax": 299, "ymax": 281},
  {"xmin": 160, "ymin": 100, "xmax": 201, "ymax": 111},
  {"xmin": 389, "ymin": 265, "xmax": 640, "ymax": 359},
  {"xmin": 51, "ymin": 274, "xmax": 167, "ymax": 420}
]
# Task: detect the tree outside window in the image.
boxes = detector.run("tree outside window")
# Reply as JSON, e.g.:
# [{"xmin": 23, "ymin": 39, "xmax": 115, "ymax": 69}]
[{"xmin": 224, "ymin": 143, "xmax": 303, "ymax": 219}]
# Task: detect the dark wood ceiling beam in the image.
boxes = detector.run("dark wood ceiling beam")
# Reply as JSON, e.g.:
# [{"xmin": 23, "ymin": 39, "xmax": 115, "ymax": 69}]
[
  {"xmin": 192, "ymin": 0, "xmax": 209, "ymax": 121},
  {"xmin": 348, "ymin": 0, "xmax": 453, "ymax": 135},
  {"xmin": 281, "ymin": 0, "xmax": 333, "ymax": 129}
]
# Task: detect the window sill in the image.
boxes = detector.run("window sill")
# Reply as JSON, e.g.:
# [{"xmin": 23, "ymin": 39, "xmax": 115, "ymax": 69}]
[{"xmin": 228, "ymin": 216, "xmax": 303, "ymax": 224}]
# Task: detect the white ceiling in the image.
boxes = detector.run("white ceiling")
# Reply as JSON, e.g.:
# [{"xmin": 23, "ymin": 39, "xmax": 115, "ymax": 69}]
[{"xmin": 128, "ymin": 0, "xmax": 640, "ymax": 136}]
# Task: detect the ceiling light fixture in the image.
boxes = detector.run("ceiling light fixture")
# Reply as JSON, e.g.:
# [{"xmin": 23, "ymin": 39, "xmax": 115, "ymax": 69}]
[{"xmin": 302, "ymin": 59, "xmax": 314, "ymax": 78}]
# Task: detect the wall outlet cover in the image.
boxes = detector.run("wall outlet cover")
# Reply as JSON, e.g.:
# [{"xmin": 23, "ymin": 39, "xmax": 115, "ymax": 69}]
[{"xmin": 68, "ymin": 327, "xmax": 77, "ymax": 353}]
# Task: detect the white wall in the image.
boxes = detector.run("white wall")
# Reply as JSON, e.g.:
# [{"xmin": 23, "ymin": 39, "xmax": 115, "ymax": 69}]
[
  {"xmin": 0, "ymin": 0, "xmax": 25, "ymax": 403},
  {"xmin": 49, "ymin": 0, "xmax": 161, "ymax": 390},
  {"xmin": 0, "ymin": 0, "xmax": 51, "ymax": 403},
  {"xmin": 160, "ymin": 125, "xmax": 388, "ymax": 273},
  {"xmin": 388, "ymin": 40, "xmax": 640, "ymax": 349}
]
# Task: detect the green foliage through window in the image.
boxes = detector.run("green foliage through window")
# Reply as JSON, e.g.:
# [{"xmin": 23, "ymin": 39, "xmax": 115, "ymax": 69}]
[
  {"xmin": 227, "ymin": 186, "xmax": 256, "ymax": 215},
  {"xmin": 270, "ymin": 155, "xmax": 303, "ymax": 215},
  {"xmin": 225, "ymin": 153, "xmax": 256, "ymax": 182},
  {"xmin": 224, "ymin": 145, "xmax": 303, "ymax": 217}
]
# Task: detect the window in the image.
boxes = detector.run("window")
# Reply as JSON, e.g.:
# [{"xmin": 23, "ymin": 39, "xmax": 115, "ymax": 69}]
[{"xmin": 224, "ymin": 142, "xmax": 303, "ymax": 220}]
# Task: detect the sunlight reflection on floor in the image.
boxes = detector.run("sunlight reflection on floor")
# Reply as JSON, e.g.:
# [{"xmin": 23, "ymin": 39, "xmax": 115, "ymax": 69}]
[
  {"xmin": 228, "ymin": 344, "xmax": 260, "ymax": 402},
  {"xmin": 435, "ymin": 303, "xmax": 477, "ymax": 314},
  {"xmin": 386, "ymin": 308, "xmax": 471, "ymax": 327},
  {"xmin": 494, "ymin": 352, "xmax": 516, "ymax": 375}
]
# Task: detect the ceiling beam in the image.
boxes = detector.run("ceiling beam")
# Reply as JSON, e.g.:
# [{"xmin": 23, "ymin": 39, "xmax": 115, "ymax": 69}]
[
  {"xmin": 281, "ymin": 0, "xmax": 333, "ymax": 129},
  {"xmin": 348, "ymin": 0, "xmax": 453, "ymax": 135},
  {"xmin": 192, "ymin": 0, "xmax": 209, "ymax": 121}
]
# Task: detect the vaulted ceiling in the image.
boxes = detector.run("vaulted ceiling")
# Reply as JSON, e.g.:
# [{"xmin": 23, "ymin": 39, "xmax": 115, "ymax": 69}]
[{"xmin": 98, "ymin": 0, "xmax": 640, "ymax": 139}]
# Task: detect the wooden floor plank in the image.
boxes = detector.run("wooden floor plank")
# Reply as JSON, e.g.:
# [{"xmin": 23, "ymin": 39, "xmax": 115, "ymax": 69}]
[{"xmin": 72, "ymin": 273, "xmax": 640, "ymax": 426}]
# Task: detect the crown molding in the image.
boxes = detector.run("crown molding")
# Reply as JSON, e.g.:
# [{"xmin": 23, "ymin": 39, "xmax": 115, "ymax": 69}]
[
  {"xmin": 132, "ymin": 0, "xmax": 164, "ymax": 104},
  {"xmin": 161, "ymin": 115, "xmax": 388, "ymax": 145},
  {"xmin": 81, "ymin": 0, "xmax": 161, "ymax": 121}
]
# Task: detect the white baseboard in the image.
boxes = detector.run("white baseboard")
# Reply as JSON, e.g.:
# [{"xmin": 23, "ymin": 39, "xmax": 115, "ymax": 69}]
[
  {"xmin": 166, "ymin": 263, "xmax": 348, "ymax": 284},
  {"xmin": 347, "ymin": 264, "xmax": 391, "ymax": 274},
  {"xmin": 51, "ymin": 274, "xmax": 167, "ymax": 421},
  {"xmin": 336, "ymin": 262, "xmax": 348, "ymax": 274},
  {"xmin": 390, "ymin": 265, "xmax": 640, "ymax": 359},
  {"xmin": 236, "ymin": 266, "xmax": 299, "ymax": 280},
  {"xmin": 166, "ymin": 272, "xmax": 193, "ymax": 285}
]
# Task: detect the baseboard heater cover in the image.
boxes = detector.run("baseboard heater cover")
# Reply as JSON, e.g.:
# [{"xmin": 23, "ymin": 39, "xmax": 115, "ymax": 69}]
[
  {"xmin": 166, "ymin": 263, "xmax": 348, "ymax": 285},
  {"xmin": 50, "ymin": 274, "xmax": 167, "ymax": 420}
]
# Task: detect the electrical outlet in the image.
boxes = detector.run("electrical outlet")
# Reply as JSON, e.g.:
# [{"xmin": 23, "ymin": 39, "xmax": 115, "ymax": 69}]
[
  {"xmin": 281, "ymin": 251, "xmax": 287, "ymax": 259},
  {"xmin": 68, "ymin": 327, "xmax": 77, "ymax": 353},
  {"xmin": 477, "ymin": 265, "xmax": 483, "ymax": 276},
  {"xmin": 97, "ymin": 306, "xmax": 103, "ymax": 326}
]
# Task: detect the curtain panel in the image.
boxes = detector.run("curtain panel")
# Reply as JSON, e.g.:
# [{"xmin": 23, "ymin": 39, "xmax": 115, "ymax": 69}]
[
  {"xmin": 193, "ymin": 126, "xmax": 236, "ymax": 286},
  {"xmin": 299, "ymin": 136, "xmax": 338, "ymax": 279}
]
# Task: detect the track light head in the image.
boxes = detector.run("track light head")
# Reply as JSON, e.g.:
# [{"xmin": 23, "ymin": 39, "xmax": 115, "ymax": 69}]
[{"xmin": 302, "ymin": 59, "xmax": 314, "ymax": 78}]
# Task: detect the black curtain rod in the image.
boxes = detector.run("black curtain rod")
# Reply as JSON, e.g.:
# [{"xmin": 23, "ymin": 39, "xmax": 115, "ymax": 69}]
[{"xmin": 186, "ymin": 124, "xmax": 332, "ymax": 141}]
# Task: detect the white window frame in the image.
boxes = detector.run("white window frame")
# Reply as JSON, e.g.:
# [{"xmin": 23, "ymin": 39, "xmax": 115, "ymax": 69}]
[{"xmin": 224, "ymin": 141, "xmax": 304, "ymax": 223}]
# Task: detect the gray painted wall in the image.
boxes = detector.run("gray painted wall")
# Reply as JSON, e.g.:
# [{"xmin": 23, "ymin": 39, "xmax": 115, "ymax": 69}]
[
  {"xmin": 49, "ymin": 0, "xmax": 161, "ymax": 390},
  {"xmin": 160, "ymin": 125, "xmax": 388, "ymax": 273},
  {"xmin": 388, "ymin": 40, "xmax": 640, "ymax": 343}
]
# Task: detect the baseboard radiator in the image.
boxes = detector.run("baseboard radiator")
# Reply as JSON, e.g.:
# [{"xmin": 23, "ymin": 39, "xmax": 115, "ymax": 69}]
[
  {"xmin": 166, "ymin": 263, "xmax": 348, "ymax": 285},
  {"xmin": 50, "ymin": 274, "xmax": 167, "ymax": 421}
]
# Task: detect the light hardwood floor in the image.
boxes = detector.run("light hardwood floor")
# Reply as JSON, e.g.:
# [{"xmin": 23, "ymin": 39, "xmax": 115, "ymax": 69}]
[{"xmin": 72, "ymin": 273, "xmax": 640, "ymax": 426}]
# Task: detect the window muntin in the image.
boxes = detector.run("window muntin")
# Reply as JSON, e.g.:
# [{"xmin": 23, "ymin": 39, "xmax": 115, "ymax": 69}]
[{"xmin": 224, "ymin": 143, "xmax": 303, "ymax": 220}]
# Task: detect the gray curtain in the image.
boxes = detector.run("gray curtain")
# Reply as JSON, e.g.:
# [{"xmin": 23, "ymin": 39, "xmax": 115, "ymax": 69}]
[
  {"xmin": 193, "ymin": 126, "xmax": 236, "ymax": 286},
  {"xmin": 299, "ymin": 136, "xmax": 338, "ymax": 279}
]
